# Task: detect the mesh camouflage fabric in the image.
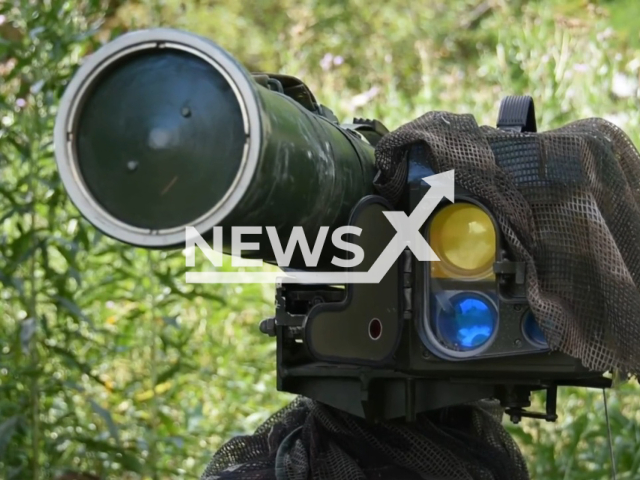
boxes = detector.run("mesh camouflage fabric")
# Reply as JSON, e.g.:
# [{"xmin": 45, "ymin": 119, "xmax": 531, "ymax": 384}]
[
  {"xmin": 375, "ymin": 112, "xmax": 640, "ymax": 375},
  {"xmin": 201, "ymin": 396, "xmax": 529, "ymax": 480}
]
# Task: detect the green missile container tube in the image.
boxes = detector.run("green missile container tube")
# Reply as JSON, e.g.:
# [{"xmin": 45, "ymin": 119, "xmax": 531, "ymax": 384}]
[{"xmin": 54, "ymin": 29, "xmax": 376, "ymax": 267}]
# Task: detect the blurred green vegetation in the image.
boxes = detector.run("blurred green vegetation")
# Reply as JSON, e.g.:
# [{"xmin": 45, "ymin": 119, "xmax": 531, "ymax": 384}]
[{"xmin": 1, "ymin": 0, "xmax": 640, "ymax": 479}]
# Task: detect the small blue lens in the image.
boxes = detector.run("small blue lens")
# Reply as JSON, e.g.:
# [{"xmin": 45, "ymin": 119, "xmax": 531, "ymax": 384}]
[
  {"xmin": 435, "ymin": 293, "xmax": 496, "ymax": 351},
  {"xmin": 523, "ymin": 311, "xmax": 548, "ymax": 348}
]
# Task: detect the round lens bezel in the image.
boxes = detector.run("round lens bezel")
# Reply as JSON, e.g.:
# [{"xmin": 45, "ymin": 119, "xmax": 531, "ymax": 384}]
[
  {"xmin": 424, "ymin": 291, "xmax": 499, "ymax": 360},
  {"xmin": 54, "ymin": 29, "xmax": 261, "ymax": 247},
  {"xmin": 521, "ymin": 310, "xmax": 549, "ymax": 349},
  {"xmin": 429, "ymin": 203, "xmax": 497, "ymax": 280}
]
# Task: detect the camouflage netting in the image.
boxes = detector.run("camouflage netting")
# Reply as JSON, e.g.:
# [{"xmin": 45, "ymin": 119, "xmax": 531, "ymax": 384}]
[
  {"xmin": 375, "ymin": 112, "xmax": 640, "ymax": 375},
  {"xmin": 201, "ymin": 397, "xmax": 529, "ymax": 480}
]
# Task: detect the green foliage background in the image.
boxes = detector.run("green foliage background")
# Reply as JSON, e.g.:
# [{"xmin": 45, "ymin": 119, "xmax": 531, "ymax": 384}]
[{"xmin": 1, "ymin": 0, "xmax": 640, "ymax": 478}]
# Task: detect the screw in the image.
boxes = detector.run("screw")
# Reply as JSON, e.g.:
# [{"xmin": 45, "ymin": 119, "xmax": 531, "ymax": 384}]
[
  {"xmin": 514, "ymin": 305, "xmax": 522, "ymax": 312},
  {"xmin": 126, "ymin": 160, "xmax": 138, "ymax": 172},
  {"xmin": 181, "ymin": 107, "xmax": 191, "ymax": 118},
  {"xmin": 514, "ymin": 339, "xmax": 522, "ymax": 348}
]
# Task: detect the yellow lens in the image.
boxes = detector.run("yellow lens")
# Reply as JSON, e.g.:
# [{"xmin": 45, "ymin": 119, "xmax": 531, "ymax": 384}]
[{"xmin": 430, "ymin": 203, "xmax": 496, "ymax": 279}]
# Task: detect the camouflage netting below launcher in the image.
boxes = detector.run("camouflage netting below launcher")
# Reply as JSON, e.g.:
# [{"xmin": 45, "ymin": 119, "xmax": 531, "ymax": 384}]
[
  {"xmin": 376, "ymin": 113, "xmax": 640, "ymax": 376},
  {"xmin": 201, "ymin": 397, "xmax": 529, "ymax": 480}
]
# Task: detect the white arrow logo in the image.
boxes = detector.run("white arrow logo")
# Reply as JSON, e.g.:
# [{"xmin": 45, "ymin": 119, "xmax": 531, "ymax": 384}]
[{"xmin": 185, "ymin": 170, "xmax": 454, "ymax": 284}]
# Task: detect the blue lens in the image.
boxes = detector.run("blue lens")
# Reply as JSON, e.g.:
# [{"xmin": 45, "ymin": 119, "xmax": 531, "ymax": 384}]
[
  {"xmin": 522, "ymin": 311, "xmax": 548, "ymax": 348},
  {"xmin": 435, "ymin": 293, "xmax": 496, "ymax": 351}
]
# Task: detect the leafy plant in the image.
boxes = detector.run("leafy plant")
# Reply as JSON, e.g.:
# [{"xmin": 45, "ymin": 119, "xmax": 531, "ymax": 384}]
[{"xmin": 1, "ymin": 1, "xmax": 639, "ymax": 479}]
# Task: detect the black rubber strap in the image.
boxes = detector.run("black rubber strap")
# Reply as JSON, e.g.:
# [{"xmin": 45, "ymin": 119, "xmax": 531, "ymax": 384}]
[{"xmin": 496, "ymin": 95, "xmax": 537, "ymax": 132}]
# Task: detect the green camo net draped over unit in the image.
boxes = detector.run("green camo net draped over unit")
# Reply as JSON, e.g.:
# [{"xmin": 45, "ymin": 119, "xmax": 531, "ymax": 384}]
[
  {"xmin": 202, "ymin": 113, "xmax": 640, "ymax": 480},
  {"xmin": 375, "ymin": 112, "xmax": 640, "ymax": 376}
]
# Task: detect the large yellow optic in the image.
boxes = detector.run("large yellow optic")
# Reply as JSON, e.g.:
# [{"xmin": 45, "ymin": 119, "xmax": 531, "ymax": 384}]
[{"xmin": 429, "ymin": 203, "xmax": 496, "ymax": 280}]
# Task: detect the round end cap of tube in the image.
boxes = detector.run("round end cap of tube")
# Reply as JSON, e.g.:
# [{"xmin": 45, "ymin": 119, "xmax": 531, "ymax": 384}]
[{"xmin": 54, "ymin": 29, "xmax": 261, "ymax": 247}]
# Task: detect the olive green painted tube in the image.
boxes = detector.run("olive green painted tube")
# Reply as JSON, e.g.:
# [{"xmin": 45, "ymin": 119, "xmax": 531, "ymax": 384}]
[{"xmin": 54, "ymin": 29, "xmax": 376, "ymax": 267}]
